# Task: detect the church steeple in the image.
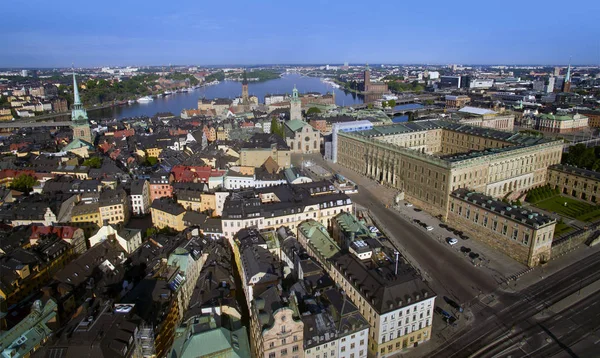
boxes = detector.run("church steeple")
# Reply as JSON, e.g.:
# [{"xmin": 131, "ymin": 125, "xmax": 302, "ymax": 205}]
[
  {"xmin": 72, "ymin": 71, "xmax": 82, "ymax": 105},
  {"xmin": 562, "ymin": 59, "xmax": 572, "ymax": 93}
]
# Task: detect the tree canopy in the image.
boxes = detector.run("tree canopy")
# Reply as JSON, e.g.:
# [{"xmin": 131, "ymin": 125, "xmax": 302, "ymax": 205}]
[
  {"xmin": 306, "ymin": 107, "xmax": 322, "ymax": 115},
  {"xmin": 82, "ymin": 157, "xmax": 102, "ymax": 168},
  {"xmin": 562, "ymin": 144, "xmax": 600, "ymax": 171},
  {"xmin": 10, "ymin": 174, "xmax": 39, "ymax": 193},
  {"xmin": 270, "ymin": 117, "xmax": 285, "ymax": 138}
]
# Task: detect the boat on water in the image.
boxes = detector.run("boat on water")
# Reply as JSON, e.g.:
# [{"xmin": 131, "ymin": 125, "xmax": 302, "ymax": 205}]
[
  {"xmin": 127, "ymin": 100, "xmax": 135, "ymax": 104},
  {"xmin": 137, "ymin": 96, "xmax": 154, "ymax": 103},
  {"xmin": 321, "ymin": 78, "xmax": 341, "ymax": 88},
  {"xmin": 163, "ymin": 90, "xmax": 173, "ymax": 96}
]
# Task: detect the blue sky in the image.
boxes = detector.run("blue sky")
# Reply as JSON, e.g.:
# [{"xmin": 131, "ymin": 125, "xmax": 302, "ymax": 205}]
[{"xmin": 2, "ymin": 0, "xmax": 599, "ymax": 67}]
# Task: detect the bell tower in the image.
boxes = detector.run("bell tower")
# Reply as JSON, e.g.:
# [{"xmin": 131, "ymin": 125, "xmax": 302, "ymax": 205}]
[{"xmin": 70, "ymin": 71, "xmax": 92, "ymax": 143}]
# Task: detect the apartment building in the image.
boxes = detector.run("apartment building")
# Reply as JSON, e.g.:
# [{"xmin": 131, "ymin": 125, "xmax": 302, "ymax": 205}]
[
  {"xmin": 151, "ymin": 198, "xmax": 186, "ymax": 231},
  {"xmin": 221, "ymin": 182, "xmax": 353, "ymax": 239}
]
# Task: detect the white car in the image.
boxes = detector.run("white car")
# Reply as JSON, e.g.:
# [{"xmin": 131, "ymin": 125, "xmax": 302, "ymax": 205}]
[
  {"xmin": 426, "ymin": 226, "xmax": 434, "ymax": 231},
  {"xmin": 446, "ymin": 237, "xmax": 458, "ymax": 245},
  {"xmin": 405, "ymin": 203, "xmax": 414, "ymax": 207}
]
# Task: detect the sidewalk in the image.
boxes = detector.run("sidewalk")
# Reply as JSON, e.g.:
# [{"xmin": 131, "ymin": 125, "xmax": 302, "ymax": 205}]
[{"xmin": 503, "ymin": 243, "xmax": 600, "ymax": 293}]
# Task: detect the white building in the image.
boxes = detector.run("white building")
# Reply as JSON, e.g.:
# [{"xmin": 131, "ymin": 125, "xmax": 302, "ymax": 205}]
[
  {"xmin": 130, "ymin": 179, "xmax": 150, "ymax": 215},
  {"xmin": 88, "ymin": 224, "xmax": 142, "ymax": 254},
  {"xmin": 264, "ymin": 94, "xmax": 287, "ymax": 106},
  {"xmin": 329, "ymin": 120, "xmax": 373, "ymax": 163},
  {"xmin": 221, "ymin": 186, "xmax": 353, "ymax": 239},
  {"xmin": 469, "ymin": 78, "xmax": 494, "ymax": 89}
]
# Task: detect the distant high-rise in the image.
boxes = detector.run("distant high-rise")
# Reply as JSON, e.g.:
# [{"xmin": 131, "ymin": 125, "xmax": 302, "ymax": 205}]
[
  {"xmin": 553, "ymin": 66, "xmax": 561, "ymax": 77},
  {"xmin": 290, "ymin": 86, "xmax": 302, "ymax": 121},
  {"xmin": 546, "ymin": 76, "xmax": 555, "ymax": 93},
  {"xmin": 71, "ymin": 72, "xmax": 92, "ymax": 143}
]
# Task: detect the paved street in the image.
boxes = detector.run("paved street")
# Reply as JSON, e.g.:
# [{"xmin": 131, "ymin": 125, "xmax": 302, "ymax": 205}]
[
  {"xmin": 295, "ymin": 154, "xmax": 600, "ymax": 357},
  {"xmin": 299, "ymin": 154, "xmax": 498, "ymax": 305},
  {"xmin": 428, "ymin": 250, "xmax": 600, "ymax": 358}
]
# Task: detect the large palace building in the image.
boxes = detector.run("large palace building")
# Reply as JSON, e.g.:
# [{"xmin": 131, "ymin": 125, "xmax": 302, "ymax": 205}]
[{"xmin": 336, "ymin": 120, "xmax": 564, "ymax": 218}]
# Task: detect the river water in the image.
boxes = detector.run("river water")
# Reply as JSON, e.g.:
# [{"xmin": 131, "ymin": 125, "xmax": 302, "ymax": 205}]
[{"xmin": 89, "ymin": 74, "xmax": 364, "ymax": 120}]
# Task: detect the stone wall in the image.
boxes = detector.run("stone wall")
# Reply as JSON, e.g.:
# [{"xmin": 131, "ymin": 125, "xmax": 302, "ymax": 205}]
[{"xmin": 448, "ymin": 211, "xmax": 534, "ymax": 266}]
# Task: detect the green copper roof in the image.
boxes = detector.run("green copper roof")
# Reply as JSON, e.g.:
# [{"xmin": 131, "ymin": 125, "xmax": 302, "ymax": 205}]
[
  {"xmin": 334, "ymin": 212, "xmax": 374, "ymax": 239},
  {"xmin": 298, "ymin": 219, "xmax": 340, "ymax": 258},
  {"xmin": 175, "ymin": 326, "xmax": 251, "ymax": 358},
  {"xmin": 285, "ymin": 119, "xmax": 306, "ymax": 132}
]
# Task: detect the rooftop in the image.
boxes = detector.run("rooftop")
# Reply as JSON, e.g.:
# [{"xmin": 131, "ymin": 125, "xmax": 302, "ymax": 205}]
[
  {"xmin": 549, "ymin": 164, "xmax": 600, "ymax": 181},
  {"xmin": 451, "ymin": 188, "xmax": 556, "ymax": 229}
]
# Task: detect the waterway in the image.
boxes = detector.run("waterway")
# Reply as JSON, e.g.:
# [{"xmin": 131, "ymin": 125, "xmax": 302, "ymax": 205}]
[{"xmin": 89, "ymin": 74, "xmax": 364, "ymax": 120}]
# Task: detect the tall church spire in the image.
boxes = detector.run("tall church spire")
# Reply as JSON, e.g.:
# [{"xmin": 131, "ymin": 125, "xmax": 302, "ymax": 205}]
[
  {"xmin": 562, "ymin": 58, "xmax": 572, "ymax": 93},
  {"xmin": 70, "ymin": 70, "xmax": 88, "ymax": 123},
  {"xmin": 72, "ymin": 71, "xmax": 82, "ymax": 105}
]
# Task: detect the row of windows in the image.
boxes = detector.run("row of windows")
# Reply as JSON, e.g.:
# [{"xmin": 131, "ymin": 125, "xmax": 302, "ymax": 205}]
[{"xmin": 450, "ymin": 201, "xmax": 550, "ymax": 246}]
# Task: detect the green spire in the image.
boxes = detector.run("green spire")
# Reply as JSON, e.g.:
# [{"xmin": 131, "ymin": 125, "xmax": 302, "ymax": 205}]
[
  {"xmin": 72, "ymin": 71, "xmax": 82, "ymax": 105},
  {"xmin": 71, "ymin": 70, "xmax": 88, "ymax": 123},
  {"xmin": 565, "ymin": 62, "xmax": 571, "ymax": 83}
]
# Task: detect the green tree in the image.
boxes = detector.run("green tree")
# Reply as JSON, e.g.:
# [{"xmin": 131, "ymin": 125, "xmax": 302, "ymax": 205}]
[
  {"xmin": 306, "ymin": 107, "xmax": 322, "ymax": 115},
  {"xmin": 10, "ymin": 174, "xmax": 39, "ymax": 193},
  {"xmin": 381, "ymin": 101, "xmax": 387, "ymax": 108},
  {"xmin": 367, "ymin": 103, "xmax": 374, "ymax": 109},
  {"xmin": 145, "ymin": 156, "xmax": 158, "ymax": 166},
  {"xmin": 388, "ymin": 99, "xmax": 396, "ymax": 108},
  {"xmin": 82, "ymin": 157, "xmax": 102, "ymax": 168},
  {"xmin": 270, "ymin": 117, "xmax": 279, "ymax": 134}
]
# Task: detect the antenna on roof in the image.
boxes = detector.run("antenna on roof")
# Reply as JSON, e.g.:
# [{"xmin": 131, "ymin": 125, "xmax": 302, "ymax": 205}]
[{"xmin": 394, "ymin": 250, "xmax": 399, "ymax": 275}]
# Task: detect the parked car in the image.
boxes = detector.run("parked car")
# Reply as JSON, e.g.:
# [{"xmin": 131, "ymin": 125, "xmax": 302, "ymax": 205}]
[
  {"xmin": 426, "ymin": 226, "xmax": 434, "ymax": 231},
  {"xmin": 444, "ymin": 296, "xmax": 464, "ymax": 313},
  {"xmin": 414, "ymin": 208, "xmax": 422, "ymax": 212},
  {"xmin": 469, "ymin": 252, "xmax": 480, "ymax": 260},
  {"xmin": 405, "ymin": 203, "xmax": 414, "ymax": 207},
  {"xmin": 460, "ymin": 246, "xmax": 471, "ymax": 253},
  {"xmin": 446, "ymin": 237, "xmax": 458, "ymax": 245}
]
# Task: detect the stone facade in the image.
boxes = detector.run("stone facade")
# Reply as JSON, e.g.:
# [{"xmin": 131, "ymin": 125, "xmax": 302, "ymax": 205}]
[
  {"xmin": 336, "ymin": 121, "xmax": 564, "ymax": 218},
  {"xmin": 290, "ymin": 87, "xmax": 302, "ymax": 121},
  {"xmin": 448, "ymin": 189, "xmax": 555, "ymax": 267},
  {"xmin": 548, "ymin": 164, "xmax": 600, "ymax": 204}
]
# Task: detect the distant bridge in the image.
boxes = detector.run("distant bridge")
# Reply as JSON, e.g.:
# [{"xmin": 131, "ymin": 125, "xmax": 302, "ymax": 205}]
[
  {"xmin": 0, "ymin": 121, "xmax": 73, "ymax": 130},
  {"xmin": 384, "ymin": 105, "xmax": 438, "ymax": 117}
]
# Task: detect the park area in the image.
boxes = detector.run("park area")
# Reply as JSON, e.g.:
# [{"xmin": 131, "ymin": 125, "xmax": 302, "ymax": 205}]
[{"xmin": 533, "ymin": 195, "xmax": 600, "ymax": 222}]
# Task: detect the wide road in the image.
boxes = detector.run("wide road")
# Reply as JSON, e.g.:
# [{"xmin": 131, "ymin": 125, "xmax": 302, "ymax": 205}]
[
  {"xmin": 429, "ymin": 250, "xmax": 600, "ymax": 358},
  {"xmin": 307, "ymin": 154, "xmax": 498, "ymax": 303},
  {"xmin": 480, "ymin": 290, "xmax": 600, "ymax": 357}
]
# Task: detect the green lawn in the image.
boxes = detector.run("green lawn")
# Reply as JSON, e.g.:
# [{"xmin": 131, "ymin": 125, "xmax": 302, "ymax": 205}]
[
  {"xmin": 554, "ymin": 221, "xmax": 574, "ymax": 236},
  {"xmin": 533, "ymin": 195, "xmax": 600, "ymax": 222}
]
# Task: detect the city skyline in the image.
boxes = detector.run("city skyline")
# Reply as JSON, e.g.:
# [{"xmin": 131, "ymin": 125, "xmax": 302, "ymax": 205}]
[{"xmin": 2, "ymin": 0, "xmax": 599, "ymax": 67}]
